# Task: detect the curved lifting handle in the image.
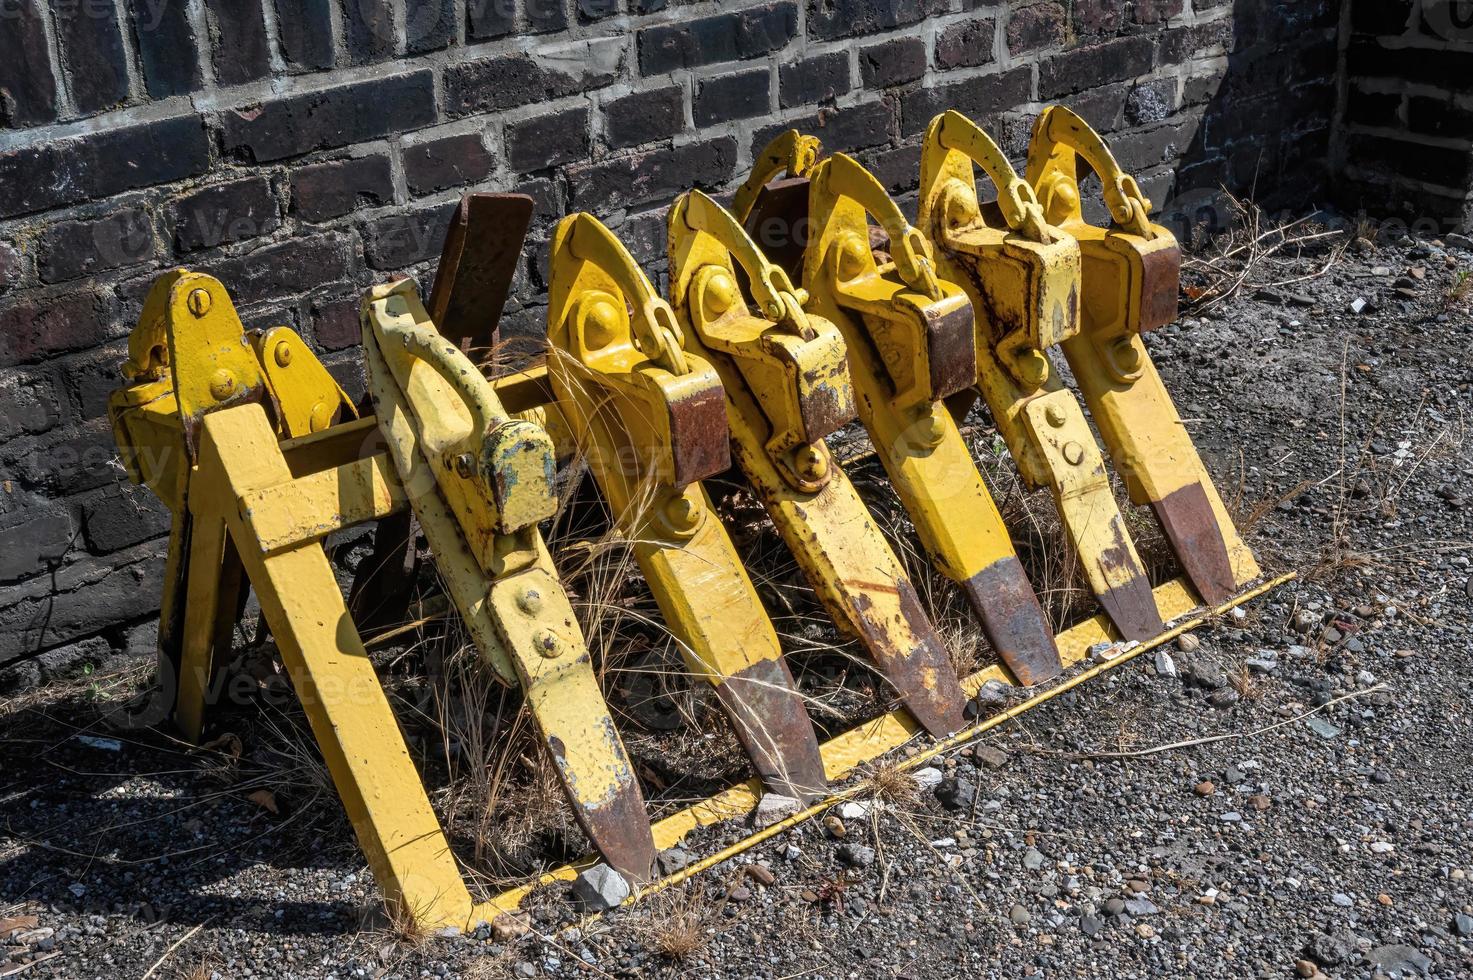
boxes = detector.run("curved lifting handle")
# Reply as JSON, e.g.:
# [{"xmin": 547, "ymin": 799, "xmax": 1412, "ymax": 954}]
[
  {"xmin": 816, "ymin": 153, "xmax": 944, "ymax": 301},
  {"xmin": 934, "ymin": 111, "xmax": 1056, "ymax": 245},
  {"xmin": 563, "ymin": 215, "xmax": 691, "ymax": 376},
  {"xmin": 678, "ymin": 190, "xmax": 814, "ymax": 339},
  {"xmin": 1033, "ymin": 106, "xmax": 1156, "ymax": 239},
  {"xmin": 378, "ymin": 302, "xmax": 512, "ymax": 442},
  {"xmin": 731, "ymin": 130, "xmax": 821, "ymax": 225}
]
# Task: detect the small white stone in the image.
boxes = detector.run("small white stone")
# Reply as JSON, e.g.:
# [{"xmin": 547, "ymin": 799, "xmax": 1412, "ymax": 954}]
[
  {"xmin": 752, "ymin": 793, "xmax": 802, "ymax": 828},
  {"xmin": 911, "ymin": 767, "xmax": 944, "ymax": 793}
]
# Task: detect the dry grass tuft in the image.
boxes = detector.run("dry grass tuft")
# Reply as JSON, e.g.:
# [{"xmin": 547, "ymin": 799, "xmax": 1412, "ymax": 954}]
[
  {"xmin": 1446, "ymin": 268, "xmax": 1472, "ymax": 310},
  {"xmin": 1227, "ymin": 665, "xmax": 1261, "ymax": 701},
  {"xmin": 864, "ymin": 760, "xmax": 918, "ymax": 806},
  {"xmin": 638, "ymin": 888, "xmax": 719, "ymax": 962}
]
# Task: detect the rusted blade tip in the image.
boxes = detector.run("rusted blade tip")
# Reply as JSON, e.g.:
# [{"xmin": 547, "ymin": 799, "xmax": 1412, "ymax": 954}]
[
  {"xmin": 962, "ymin": 557, "xmax": 1063, "ymax": 686},
  {"xmin": 1093, "ymin": 573, "xmax": 1165, "ymax": 642},
  {"xmin": 1149, "ymin": 483, "xmax": 1239, "ymax": 608},
  {"xmin": 714, "ymin": 659, "xmax": 828, "ymax": 803},
  {"xmin": 563, "ymin": 772, "xmax": 658, "ymax": 883},
  {"xmin": 891, "ymin": 584, "xmax": 970, "ymax": 738}
]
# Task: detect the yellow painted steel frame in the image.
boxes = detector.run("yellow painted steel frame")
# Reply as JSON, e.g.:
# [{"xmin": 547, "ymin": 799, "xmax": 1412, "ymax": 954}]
[
  {"xmin": 1025, "ymin": 106, "xmax": 1259, "ymax": 604},
  {"xmin": 667, "ymin": 190, "xmax": 969, "ymax": 738},
  {"xmin": 545, "ymin": 213, "xmax": 829, "ymax": 803},
  {"xmin": 731, "ymin": 129, "xmax": 821, "ymax": 225},
  {"xmin": 802, "ymin": 152, "xmax": 1063, "ymax": 686},
  {"xmin": 917, "ymin": 111, "xmax": 1165, "ymax": 643},
  {"xmin": 483, "ymin": 571, "xmax": 1296, "ymax": 917}
]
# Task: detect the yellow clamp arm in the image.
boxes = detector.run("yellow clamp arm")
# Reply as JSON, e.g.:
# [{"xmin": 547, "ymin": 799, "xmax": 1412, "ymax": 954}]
[
  {"xmin": 563, "ymin": 215, "xmax": 690, "ymax": 376},
  {"xmin": 679, "ymin": 190, "xmax": 814, "ymax": 339},
  {"xmin": 1031, "ymin": 106, "xmax": 1155, "ymax": 238},
  {"xmin": 816, "ymin": 153, "xmax": 943, "ymax": 300},
  {"xmin": 934, "ymin": 111, "xmax": 1056, "ymax": 245},
  {"xmin": 731, "ymin": 130, "xmax": 821, "ymax": 225}
]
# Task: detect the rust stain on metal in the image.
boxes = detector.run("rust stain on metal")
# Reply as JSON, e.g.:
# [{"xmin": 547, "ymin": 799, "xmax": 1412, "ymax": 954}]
[
  {"xmin": 1093, "ymin": 541, "xmax": 1166, "ymax": 642},
  {"xmin": 1150, "ymin": 482, "xmax": 1237, "ymax": 607},
  {"xmin": 666, "ymin": 383, "xmax": 732, "ymax": 487},
  {"xmin": 715, "ymin": 659, "xmax": 829, "ymax": 803},
  {"xmin": 1137, "ymin": 243, "xmax": 1181, "ymax": 333},
  {"xmin": 923, "ymin": 300, "xmax": 978, "ymax": 400},
  {"xmin": 848, "ymin": 585, "xmax": 969, "ymax": 737},
  {"xmin": 962, "ymin": 556, "xmax": 1062, "ymax": 686},
  {"xmin": 547, "ymin": 732, "xmax": 657, "ymax": 882}
]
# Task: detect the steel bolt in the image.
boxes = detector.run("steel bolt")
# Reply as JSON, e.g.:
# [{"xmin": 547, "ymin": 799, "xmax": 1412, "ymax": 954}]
[
  {"xmin": 704, "ymin": 274, "xmax": 736, "ymax": 318},
  {"xmin": 187, "ymin": 288, "xmax": 212, "ymax": 317},
  {"xmin": 1044, "ymin": 404, "xmax": 1067, "ymax": 428},
  {"xmin": 534, "ymin": 630, "xmax": 560, "ymax": 658},
  {"xmin": 794, "ymin": 445, "xmax": 828, "ymax": 481},
  {"xmin": 517, "ymin": 588, "xmax": 543, "ymax": 615},
  {"xmin": 208, "ymin": 369, "xmax": 235, "ymax": 400},
  {"xmin": 664, "ymin": 494, "xmax": 699, "ymax": 532},
  {"xmin": 1113, "ymin": 337, "xmax": 1142, "ymax": 372},
  {"xmin": 1062, "ymin": 441, "xmax": 1085, "ymax": 466},
  {"xmin": 453, "ymin": 453, "xmax": 475, "ymax": 478},
  {"xmin": 274, "ymin": 341, "xmax": 293, "ymax": 367},
  {"xmin": 309, "ymin": 400, "xmax": 334, "ymax": 432}
]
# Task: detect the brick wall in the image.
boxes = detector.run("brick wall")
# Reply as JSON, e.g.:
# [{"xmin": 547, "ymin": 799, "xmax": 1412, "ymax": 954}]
[
  {"xmin": 0, "ymin": 0, "xmax": 1345, "ymax": 673},
  {"xmin": 1336, "ymin": 0, "xmax": 1473, "ymax": 230}
]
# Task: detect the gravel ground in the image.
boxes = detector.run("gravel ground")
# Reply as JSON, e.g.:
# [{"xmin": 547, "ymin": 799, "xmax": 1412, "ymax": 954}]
[{"xmin": 2, "ymin": 219, "xmax": 1471, "ymax": 979}]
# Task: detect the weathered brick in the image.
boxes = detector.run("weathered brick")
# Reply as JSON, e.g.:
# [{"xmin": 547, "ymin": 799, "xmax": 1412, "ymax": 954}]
[
  {"xmin": 1063, "ymin": 82, "xmax": 1130, "ymax": 133},
  {"xmin": 311, "ymin": 296, "xmax": 362, "ymax": 351},
  {"xmin": 205, "ymin": 0, "xmax": 271, "ymax": 85},
  {"xmin": 695, "ymin": 70, "xmax": 771, "ymax": 126},
  {"xmin": 1007, "ymin": 3, "xmax": 1065, "ymax": 55},
  {"xmin": 345, "ymin": 0, "xmax": 397, "ymax": 64},
  {"xmin": 579, "ymin": 0, "xmax": 620, "ymax": 21},
  {"xmin": 60, "ymin": 343, "xmax": 123, "ymax": 420},
  {"xmin": 1408, "ymin": 94, "xmax": 1473, "ymax": 139},
  {"xmin": 404, "ymin": 134, "xmax": 496, "ymax": 196},
  {"xmin": 862, "ymin": 141, "xmax": 924, "ymax": 195},
  {"xmin": 2, "ymin": 116, "xmax": 209, "ymax": 220},
  {"xmin": 127, "ymin": 0, "xmax": 202, "ymax": 98},
  {"xmin": 1158, "ymin": 20, "xmax": 1233, "ymax": 65},
  {"xmin": 406, "ymin": 0, "xmax": 458, "ymax": 53},
  {"xmin": 860, "ymin": 38, "xmax": 926, "ymax": 89},
  {"xmin": 0, "ymin": 0, "xmax": 58, "ymax": 126},
  {"xmin": 1126, "ymin": 78, "xmax": 1177, "ymax": 126},
  {"xmin": 1073, "ymin": 0, "xmax": 1123, "ymax": 35},
  {"xmin": 936, "ymin": 16, "xmax": 997, "ymax": 70},
  {"xmin": 531, "ymin": 0, "xmax": 572, "ymax": 31},
  {"xmin": 1346, "ymin": 89, "xmax": 1404, "ymax": 130},
  {"xmin": 38, "ymin": 208, "xmax": 157, "ymax": 283},
  {"xmin": 172, "ymin": 178, "xmax": 281, "ymax": 252},
  {"xmin": 900, "ymin": 66, "xmax": 1032, "ymax": 136},
  {"xmin": 0, "ymin": 369, "xmax": 62, "ymax": 442},
  {"xmin": 0, "ymin": 548, "xmax": 166, "ymax": 663},
  {"xmin": 54, "ymin": 0, "xmax": 130, "ymax": 113},
  {"xmin": 0, "ymin": 243, "xmax": 16, "ymax": 295},
  {"xmin": 1350, "ymin": 134, "xmax": 1473, "ymax": 187},
  {"xmin": 0, "ymin": 290, "xmax": 113, "ymax": 367},
  {"xmin": 208, "ymin": 236, "xmax": 355, "ymax": 306},
  {"xmin": 752, "ymin": 100, "xmax": 896, "ymax": 156},
  {"xmin": 221, "ymin": 73, "xmax": 436, "ymax": 163},
  {"xmin": 82, "ymin": 486, "xmax": 171, "ymax": 553},
  {"xmin": 566, "ymin": 138, "xmax": 738, "ymax": 212},
  {"xmin": 638, "ymin": 3, "xmax": 798, "ymax": 74},
  {"xmin": 274, "ymin": 0, "xmax": 337, "ymax": 70},
  {"xmin": 446, "ymin": 52, "xmax": 616, "ymax": 116},
  {"xmin": 467, "ymin": 0, "xmax": 515, "ymax": 39},
  {"xmin": 1040, "ymin": 36, "xmax": 1156, "ymax": 98},
  {"xmin": 0, "ymin": 508, "xmax": 74, "ymax": 584},
  {"xmin": 10, "ymin": 418, "xmax": 118, "ymax": 492},
  {"xmin": 605, "ymin": 87, "xmax": 686, "ymax": 149},
  {"xmin": 290, "ymin": 154, "xmax": 396, "ymax": 223},
  {"xmin": 1132, "ymin": 0, "xmax": 1183, "ymax": 25},
  {"xmin": 508, "ymin": 108, "xmax": 591, "ymax": 173},
  {"xmin": 806, "ymin": 0, "xmax": 942, "ymax": 42},
  {"xmin": 364, "ymin": 203, "xmax": 458, "ymax": 270},
  {"xmin": 780, "ymin": 53, "xmax": 851, "ymax": 109}
]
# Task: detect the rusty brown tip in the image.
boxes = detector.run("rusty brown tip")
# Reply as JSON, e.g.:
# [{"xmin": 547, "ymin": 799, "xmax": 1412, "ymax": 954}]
[
  {"xmin": 714, "ymin": 658, "xmax": 828, "ymax": 803},
  {"xmin": 880, "ymin": 583, "xmax": 970, "ymax": 738},
  {"xmin": 1091, "ymin": 555, "xmax": 1166, "ymax": 643},
  {"xmin": 1150, "ymin": 482, "xmax": 1238, "ymax": 608},
  {"xmin": 961, "ymin": 557, "xmax": 1062, "ymax": 686},
  {"xmin": 547, "ymin": 737, "xmax": 658, "ymax": 883}
]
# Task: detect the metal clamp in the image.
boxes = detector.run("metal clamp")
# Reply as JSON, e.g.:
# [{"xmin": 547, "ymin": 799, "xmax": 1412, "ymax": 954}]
[{"xmin": 1028, "ymin": 106, "xmax": 1156, "ymax": 238}]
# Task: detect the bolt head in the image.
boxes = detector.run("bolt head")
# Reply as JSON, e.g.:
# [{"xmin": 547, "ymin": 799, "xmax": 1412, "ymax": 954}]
[
  {"xmin": 1113, "ymin": 337, "xmax": 1142, "ymax": 372},
  {"xmin": 274, "ymin": 341, "xmax": 293, "ymax": 367},
  {"xmin": 187, "ymin": 288, "xmax": 212, "ymax": 317},
  {"xmin": 1044, "ymin": 404, "xmax": 1067, "ymax": 428},
  {"xmin": 1062, "ymin": 441, "xmax": 1086, "ymax": 466},
  {"xmin": 534, "ymin": 631, "xmax": 561, "ymax": 658},
  {"xmin": 1018, "ymin": 348, "xmax": 1050, "ymax": 388},
  {"xmin": 663, "ymin": 494, "xmax": 700, "ymax": 532},
  {"xmin": 453, "ymin": 453, "xmax": 475, "ymax": 479},
  {"xmin": 208, "ymin": 369, "xmax": 235, "ymax": 400},
  {"xmin": 517, "ymin": 588, "xmax": 543, "ymax": 615},
  {"xmin": 703, "ymin": 274, "xmax": 737, "ymax": 319},
  {"xmin": 309, "ymin": 400, "xmax": 334, "ymax": 432},
  {"xmin": 794, "ymin": 444, "xmax": 828, "ymax": 481}
]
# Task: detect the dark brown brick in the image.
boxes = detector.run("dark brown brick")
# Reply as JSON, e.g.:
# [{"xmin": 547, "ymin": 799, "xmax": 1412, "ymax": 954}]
[
  {"xmin": 1040, "ymin": 36, "xmax": 1156, "ymax": 98},
  {"xmin": 172, "ymin": 177, "xmax": 281, "ymax": 252},
  {"xmin": 207, "ymin": 236, "xmax": 355, "ymax": 306},
  {"xmin": 129, "ymin": 0, "xmax": 203, "ymax": 97},
  {"xmin": 290, "ymin": 155, "xmax": 396, "ymax": 222},
  {"xmin": 345, "ymin": 0, "xmax": 397, "ymax": 64},
  {"xmin": 605, "ymin": 86, "xmax": 686, "ymax": 149},
  {"xmin": 566, "ymin": 138, "xmax": 738, "ymax": 212},
  {"xmin": 221, "ymin": 73, "xmax": 436, "ymax": 163},
  {"xmin": 467, "ymin": 0, "xmax": 515, "ymax": 39},
  {"xmin": 638, "ymin": 3, "xmax": 798, "ymax": 74},
  {"xmin": 1074, "ymin": 0, "xmax": 1124, "ymax": 35},
  {"xmin": 752, "ymin": 100, "xmax": 896, "ymax": 156},
  {"xmin": 274, "ymin": 0, "xmax": 337, "ymax": 71},
  {"xmin": 695, "ymin": 70, "xmax": 771, "ymax": 126},
  {"xmin": 0, "ymin": 243, "xmax": 18, "ymax": 295},
  {"xmin": 936, "ymin": 16, "xmax": 997, "ymax": 70},
  {"xmin": 404, "ymin": 134, "xmax": 496, "ymax": 196},
  {"xmin": 310, "ymin": 296, "xmax": 362, "ymax": 351},
  {"xmin": 900, "ymin": 66, "xmax": 1032, "ymax": 136},
  {"xmin": 860, "ymin": 38, "xmax": 926, "ymax": 89},
  {"xmin": 364, "ymin": 203, "xmax": 458, "ymax": 270},
  {"xmin": 0, "ymin": 290, "xmax": 113, "ymax": 367},
  {"xmin": 38, "ymin": 209, "xmax": 157, "ymax": 283},
  {"xmin": 508, "ymin": 108, "xmax": 591, "ymax": 173},
  {"xmin": 0, "ymin": 1, "xmax": 58, "ymax": 126},
  {"xmin": 205, "ymin": 0, "xmax": 271, "ymax": 85},
  {"xmin": 0, "ymin": 548, "xmax": 166, "ymax": 662},
  {"xmin": 0, "ymin": 507, "xmax": 74, "ymax": 583},
  {"xmin": 1132, "ymin": 0, "xmax": 1183, "ymax": 25},
  {"xmin": 54, "ymin": 0, "xmax": 130, "ymax": 113},
  {"xmin": 780, "ymin": 53, "xmax": 851, "ymax": 108},
  {"xmin": 806, "ymin": 0, "xmax": 943, "ymax": 42},
  {"xmin": 1007, "ymin": 3, "xmax": 1065, "ymax": 55},
  {"xmin": 446, "ymin": 53, "xmax": 616, "ymax": 116},
  {"xmin": 82, "ymin": 487, "xmax": 171, "ymax": 554},
  {"xmin": 60, "ymin": 343, "xmax": 124, "ymax": 420},
  {"xmin": 0, "ymin": 368, "xmax": 62, "ymax": 442},
  {"xmin": 406, "ymin": 0, "xmax": 458, "ymax": 53}
]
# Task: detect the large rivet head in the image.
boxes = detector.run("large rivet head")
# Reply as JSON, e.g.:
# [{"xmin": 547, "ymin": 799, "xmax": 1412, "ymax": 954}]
[
  {"xmin": 838, "ymin": 240, "xmax": 867, "ymax": 281},
  {"xmin": 187, "ymin": 288, "xmax": 212, "ymax": 318},
  {"xmin": 1044, "ymin": 404, "xmax": 1067, "ymax": 428},
  {"xmin": 663, "ymin": 494, "xmax": 700, "ymax": 533},
  {"xmin": 703, "ymin": 273, "xmax": 736, "ymax": 319},
  {"xmin": 208, "ymin": 369, "xmax": 236, "ymax": 400},
  {"xmin": 517, "ymin": 588, "xmax": 543, "ymax": 615},
  {"xmin": 1112, "ymin": 337, "xmax": 1142, "ymax": 373},
  {"xmin": 794, "ymin": 444, "xmax": 828, "ymax": 482},
  {"xmin": 273, "ymin": 341, "xmax": 293, "ymax": 367},
  {"xmin": 586, "ymin": 299, "xmax": 622, "ymax": 349},
  {"xmin": 534, "ymin": 630, "xmax": 561, "ymax": 658},
  {"xmin": 1017, "ymin": 348, "xmax": 1050, "ymax": 389},
  {"xmin": 1062, "ymin": 441, "xmax": 1086, "ymax": 466},
  {"xmin": 309, "ymin": 400, "xmax": 334, "ymax": 432}
]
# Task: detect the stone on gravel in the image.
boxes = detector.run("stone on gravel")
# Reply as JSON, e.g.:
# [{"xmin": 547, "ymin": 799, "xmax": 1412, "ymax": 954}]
[
  {"xmin": 1123, "ymin": 896, "xmax": 1159, "ymax": 915},
  {"xmin": 1295, "ymin": 959, "xmax": 1319, "ymax": 978},
  {"xmin": 973, "ymin": 680, "xmax": 1010, "ymax": 709},
  {"xmin": 1104, "ymin": 897, "xmax": 1126, "ymax": 916},
  {"xmin": 1176, "ymin": 633, "xmax": 1201, "ymax": 653},
  {"xmin": 656, "ymin": 847, "xmax": 692, "ymax": 876},
  {"xmin": 1008, "ymin": 903, "xmax": 1030, "ymax": 925},
  {"xmin": 1185, "ymin": 661, "xmax": 1228, "ymax": 689},
  {"xmin": 1080, "ymin": 914, "xmax": 1103, "ymax": 937},
  {"xmin": 837, "ymin": 843, "xmax": 875, "ymax": 868},
  {"xmin": 1022, "ymin": 847, "xmax": 1045, "ymax": 871},
  {"xmin": 911, "ymin": 767, "xmax": 943, "ymax": 792},
  {"xmin": 753, "ymin": 793, "xmax": 802, "ymax": 827},
  {"xmin": 936, "ymin": 775, "xmax": 977, "ymax": 810},
  {"xmin": 1366, "ymin": 944, "xmax": 1432, "ymax": 977},
  {"xmin": 838, "ymin": 800, "xmax": 876, "ymax": 820},
  {"xmin": 974, "ymin": 745, "xmax": 1009, "ymax": 769},
  {"xmin": 1452, "ymin": 912, "xmax": 1473, "ymax": 936},
  {"xmin": 1306, "ymin": 717, "xmax": 1342, "ymax": 739},
  {"xmin": 572, "ymin": 864, "xmax": 629, "ymax": 911},
  {"xmin": 1153, "ymin": 649, "xmax": 1178, "ymax": 678}
]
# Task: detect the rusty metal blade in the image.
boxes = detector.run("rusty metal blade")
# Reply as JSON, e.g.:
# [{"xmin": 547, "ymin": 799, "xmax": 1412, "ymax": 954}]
[
  {"xmin": 961, "ymin": 556, "xmax": 1062, "ymax": 686},
  {"xmin": 544, "ymin": 733, "xmax": 658, "ymax": 881},
  {"xmin": 1087, "ymin": 533, "xmax": 1166, "ymax": 642},
  {"xmin": 742, "ymin": 177, "xmax": 812, "ymax": 285},
  {"xmin": 427, "ymin": 193, "xmax": 534, "ymax": 360},
  {"xmin": 870, "ymin": 582, "xmax": 970, "ymax": 737},
  {"xmin": 1150, "ymin": 482, "xmax": 1238, "ymax": 607},
  {"xmin": 713, "ymin": 659, "xmax": 829, "ymax": 803}
]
